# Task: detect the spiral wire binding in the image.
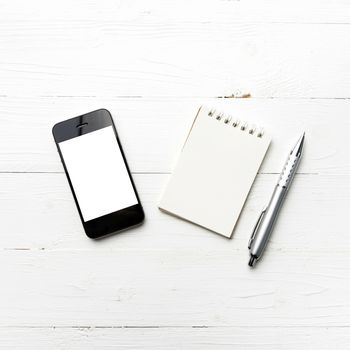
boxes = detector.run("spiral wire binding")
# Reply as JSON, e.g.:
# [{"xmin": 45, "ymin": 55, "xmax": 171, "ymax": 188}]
[{"xmin": 208, "ymin": 108, "xmax": 264, "ymax": 138}]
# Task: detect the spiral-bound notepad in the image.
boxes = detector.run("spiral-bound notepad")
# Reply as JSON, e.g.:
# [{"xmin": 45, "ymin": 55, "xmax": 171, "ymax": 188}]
[{"xmin": 159, "ymin": 106, "xmax": 271, "ymax": 238}]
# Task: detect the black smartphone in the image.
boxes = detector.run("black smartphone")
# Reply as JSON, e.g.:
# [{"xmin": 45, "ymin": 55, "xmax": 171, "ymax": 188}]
[{"xmin": 52, "ymin": 109, "xmax": 144, "ymax": 239}]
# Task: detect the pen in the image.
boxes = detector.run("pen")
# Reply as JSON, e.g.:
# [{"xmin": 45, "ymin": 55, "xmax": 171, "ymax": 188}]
[{"xmin": 248, "ymin": 132, "xmax": 305, "ymax": 267}]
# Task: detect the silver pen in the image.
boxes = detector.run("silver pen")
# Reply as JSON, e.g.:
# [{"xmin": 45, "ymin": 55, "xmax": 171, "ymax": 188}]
[{"xmin": 248, "ymin": 132, "xmax": 305, "ymax": 267}]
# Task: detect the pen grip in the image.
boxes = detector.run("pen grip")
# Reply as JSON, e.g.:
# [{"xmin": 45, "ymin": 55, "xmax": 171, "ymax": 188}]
[{"xmin": 250, "ymin": 185, "xmax": 287, "ymax": 258}]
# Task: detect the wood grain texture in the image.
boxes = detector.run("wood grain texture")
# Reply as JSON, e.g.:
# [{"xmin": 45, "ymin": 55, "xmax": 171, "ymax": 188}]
[
  {"xmin": 1, "ymin": 0, "xmax": 350, "ymax": 23},
  {"xmin": 2, "ymin": 249, "xmax": 350, "ymax": 327},
  {"xmin": 0, "ymin": 2, "xmax": 350, "ymax": 99},
  {"xmin": 1, "ymin": 0, "xmax": 350, "ymax": 348}
]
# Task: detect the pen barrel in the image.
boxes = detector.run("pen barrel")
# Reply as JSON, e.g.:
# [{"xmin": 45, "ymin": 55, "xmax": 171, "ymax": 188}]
[{"xmin": 249, "ymin": 185, "xmax": 287, "ymax": 259}]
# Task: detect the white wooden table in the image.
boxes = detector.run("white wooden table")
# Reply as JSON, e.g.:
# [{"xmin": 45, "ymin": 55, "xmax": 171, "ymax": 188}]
[{"xmin": 1, "ymin": 1, "xmax": 350, "ymax": 348}]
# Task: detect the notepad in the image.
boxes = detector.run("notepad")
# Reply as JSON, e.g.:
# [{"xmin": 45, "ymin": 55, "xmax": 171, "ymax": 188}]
[{"xmin": 159, "ymin": 106, "xmax": 271, "ymax": 238}]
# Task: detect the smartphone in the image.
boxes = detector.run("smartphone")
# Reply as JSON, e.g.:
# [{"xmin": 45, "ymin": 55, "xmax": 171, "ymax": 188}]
[{"xmin": 52, "ymin": 109, "xmax": 144, "ymax": 239}]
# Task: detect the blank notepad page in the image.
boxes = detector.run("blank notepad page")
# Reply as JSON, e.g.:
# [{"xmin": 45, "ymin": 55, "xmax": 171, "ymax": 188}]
[{"xmin": 159, "ymin": 106, "xmax": 271, "ymax": 238}]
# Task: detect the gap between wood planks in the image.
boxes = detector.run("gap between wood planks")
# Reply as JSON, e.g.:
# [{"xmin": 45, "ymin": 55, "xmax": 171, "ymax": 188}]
[
  {"xmin": 0, "ymin": 171, "xmax": 318, "ymax": 175},
  {"xmin": 0, "ymin": 325, "xmax": 350, "ymax": 329},
  {"xmin": 1, "ymin": 95, "xmax": 350, "ymax": 100}
]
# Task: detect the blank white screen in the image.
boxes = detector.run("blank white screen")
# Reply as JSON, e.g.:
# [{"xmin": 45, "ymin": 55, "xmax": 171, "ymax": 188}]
[{"xmin": 59, "ymin": 126, "xmax": 138, "ymax": 222}]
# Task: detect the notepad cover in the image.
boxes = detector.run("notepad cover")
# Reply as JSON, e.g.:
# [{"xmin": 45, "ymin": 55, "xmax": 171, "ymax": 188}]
[{"xmin": 159, "ymin": 106, "xmax": 271, "ymax": 238}]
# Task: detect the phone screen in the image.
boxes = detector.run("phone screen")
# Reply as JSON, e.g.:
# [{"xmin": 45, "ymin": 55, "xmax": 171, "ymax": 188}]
[{"xmin": 58, "ymin": 125, "xmax": 138, "ymax": 222}]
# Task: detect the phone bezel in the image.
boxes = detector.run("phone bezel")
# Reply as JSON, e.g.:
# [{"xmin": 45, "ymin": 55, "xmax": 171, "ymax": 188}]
[{"xmin": 52, "ymin": 109, "xmax": 144, "ymax": 239}]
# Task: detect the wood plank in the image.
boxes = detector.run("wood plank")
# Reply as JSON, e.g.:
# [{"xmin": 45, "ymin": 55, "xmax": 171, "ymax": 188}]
[
  {"xmin": 0, "ymin": 172, "xmax": 346, "ymax": 252},
  {"xmin": 0, "ymin": 327, "xmax": 350, "ymax": 349},
  {"xmin": 1, "ymin": 248, "xmax": 350, "ymax": 326},
  {"xmin": 0, "ymin": 97, "xmax": 348, "ymax": 174},
  {"xmin": 1, "ymin": 0, "xmax": 350, "ymax": 23},
  {"xmin": 0, "ymin": 21, "xmax": 349, "ymax": 98}
]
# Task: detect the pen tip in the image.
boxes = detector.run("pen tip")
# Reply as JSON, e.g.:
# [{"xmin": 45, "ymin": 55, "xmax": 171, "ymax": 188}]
[{"xmin": 248, "ymin": 256, "xmax": 257, "ymax": 267}]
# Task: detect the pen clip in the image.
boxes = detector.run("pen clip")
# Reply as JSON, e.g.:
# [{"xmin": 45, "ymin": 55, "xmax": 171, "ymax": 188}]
[{"xmin": 248, "ymin": 206, "xmax": 267, "ymax": 249}]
